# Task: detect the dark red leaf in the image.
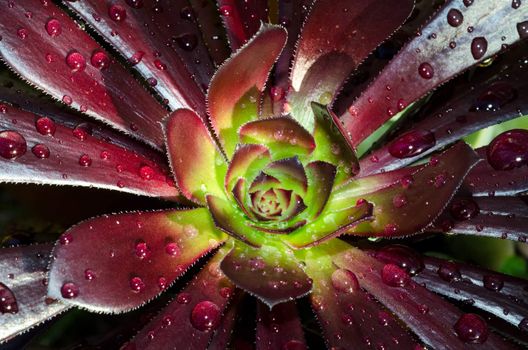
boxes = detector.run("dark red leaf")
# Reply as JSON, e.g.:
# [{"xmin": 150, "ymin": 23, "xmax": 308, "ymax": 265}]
[
  {"xmin": 0, "ymin": 104, "xmax": 179, "ymax": 200},
  {"xmin": 48, "ymin": 209, "xmax": 225, "ymax": 312},
  {"xmin": 333, "ymin": 243, "xmax": 511, "ymax": 349},
  {"xmin": 330, "ymin": 142, "xmax": 480, "ymax": 237},
  {"xmin": 217, "ymin": 0, "xmax": 269, "ymax": 50},
  {"xmin": 289, "ymin": 0, "xmax": 414, "ymax": 131},
  {"xmin": 126, "ymin": 247, "xmax": 234, "ymax": 349},
  {"xmin": 0, "ymin": 244, "xmax": 69, "ymax": 343},
  {"xmin": 463, "ymin": 148, "xmax": 528, "ymax": 197},
  {"xmin": 0, "ymin": 0, "xmax": 168, "ymax": 148},
  {"xmin": 220, "ymin": 241, "xmax": 312, "ymax": 307},
  {"xmin": 359, "ymin": 46, "xmax": 528, "ymax": 176},
  {"xmin": 342, "ymin": 0, "xmax": 527, "ymax": 146},
  {"xmin": 411, "ymin": 255, "xmax": 528, "ymax": 330},
  {"xmin": 65, "ymin": 0, "xmax": 210, "ymax": 114},
  {"xmin": 304, "ymin": 249, "xmax": 417, "ymax": 349},
  {"xmin": 256, "ymin": 301, "xmax": 306, "ymax": 350}
]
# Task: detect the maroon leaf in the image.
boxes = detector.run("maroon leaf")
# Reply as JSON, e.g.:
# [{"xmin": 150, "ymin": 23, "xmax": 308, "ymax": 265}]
[
  {"xmin": 208, "ymin": 291, "xmax": 244, "ymax": 350},
  {"xmin": 126, "ymin": 247, "xmax": 234, "ymax": 349},
  {"xmin": 304, "ymin": 250, "xmax": 417, "ymax": 349},
  {"xmin": 220, "ymin": 242, "xmax": 313, "ymax": 307},
  {"xmin": 217, "ymin": 0, "xmax": 269, "ymax": 50},
  {"xmin": 359, "ymin": 46, "xmax": 528, "ymax": 176},
  {"xmin": 48, "ymin": 209, "xmax": 225, "ymax": 312},
  {"xmin": 0, "ymin": 0, "xmax": 168, "ymax": 148},
  {"xmin": 65, "ymin": 0, "xmax": 210, "ymax": 114},
  {"xmin": 432, "ymin": 196, "xmax": 528, "ymax": 242},
  {"xmin": 410, "ymin": 255, "xmax": 528, "ymax": 330},
  {"xmin": 256, "ymin": 301, "xmax": 307, "ymax": 350},
  {"xmin": 0, "ymin": 104, "xmax": 179, "ymax": 200},
  {"xmin": 0, "ymin": 244, "xmax": 69, "ymax": 343},
  {"xmin": 289, "ymin": 0, "xmax": 414, "ymax": 131},
  {"xmin": 333, "ymin": 243, "xmax": 511, "ymax": 349},
  {"xmin": 342, "ymin": 0, "xmax": 527, "ymax": 146},
  {"xmin": 463, "ymin": 148, "xmax": 528, "ymax": 197},
  {"xmin": 331, "ymin": 142, "xmax": 480, "ymax": 237}
]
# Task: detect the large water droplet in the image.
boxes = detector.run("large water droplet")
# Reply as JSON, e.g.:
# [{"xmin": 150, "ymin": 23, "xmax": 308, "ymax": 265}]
[
  {"xmin": 174, "ymin": 33, "xmax": 197, "ymax": 51},
  {"xmin": 437, "ymin": 262, "xmax": 461, "ymax": 282},
  {"xmin": 78, "ymin": 154, "xmax": 92, "ymax": 167},
  {"xmin": 32, "ymin": 144, "xmax": 50, "ymax": 159},
  {"xmin": 129, "ymin": 51, "xmax": 145, "ymax": 66},
  {"xmin": 109, "ymin": 4, "xmax": 127, "ymax": 21},
  {"xmin": 219, "ymin": 5, "xmax": 233, "ymax": 16},
  {"xmin": 486, "ymin": 129, "xmax": 528, "ymax": 170},
  {"xmin": 165, "ymin": 242, "xmax": 180, "ymax": 257},
  {"xmin": 517, "ymin": 21, "xmax": 528, "ymax": 39},
  {"xmin": 66, "ymin": 51, "xmax": 86, "ymax": 72},
  {"xmin": 0, "ymin": 131, "xmax": 27, "ymax": 159},
  {"xmin": 471, "ymin": 37, "xmax": 488, "ymax": 60},
  {"xmin": 483, "ymin": 275, "xmax": 504, "ymax": 291},
  {"xmin": 331, "ymin": 268, "xmax": 360, "ymax": 293},
  {"xmin": 388, "ymin": 129, "xmax": 436, "ymax": 158},
  {"xmin": 418, "ymin": 62, "xmax": 434, "ymax": 79},
  {"xmin": 447, "ymin": 9, "xmax": 463, "ymax": 27},
  {"xmin": 470, "ymin": 82, "xmax": 517, "ymax": 112},
  {"xmin": 35, "ymin": 117, "xmax": 56, "ymax": 136},
  {"xmin": 130, "ymin": 276, "xmax": 145, "ymax": 292},
  {"xmin": 190, "ymin": 300, "xmax": 221, "ymax": 331},
  {"xmin": 17, "ymin": 28, "xmax": 28, "ymax": 40},
  {"xmin": 512, "ymin": 0, "xmax": 522, "ymax": 9},
  {"xmin": 139, "ymin": 165, "xmax": 154, "ymax": 180},
  {"xmin": 375, "ymin": 245, "xmax": 424, "ymax": 275},
  {"xmin": 450, "ymin": 197, "xmax": 479, "ymax": 221},
  {"xmin": 134, "ymin": 240, "xmax": 151, "ymax": 259},
  {"xmin": 454, "ymin": 313, "xmax": 489, "ymax": 343},
  {"xmin": 90, "ymin": 50, "xmax": 110, "ymax": 69},
  {"xmin": 381, "ymin": 264, "xmax": 410, "ymax": 287},
  {"xmin": 45, "ymin": 18, "xmax": 61, "ymax": 37},
  {"xmin": 60, "ymin": 282, "xmax": 79, "ymax": 299},
  {"xmin": 0, "ymin": 282, "xmax": 18, "ymax": 314}
]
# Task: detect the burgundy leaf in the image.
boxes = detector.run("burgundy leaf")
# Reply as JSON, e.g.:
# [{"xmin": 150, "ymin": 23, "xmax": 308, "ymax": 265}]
[
  {"xmin": 0, "ymin": 0, "xmax": 168, "ymax": 148},
  {"xmin": 207, "ymin": 24, "xmax": 287, "ymax": 158},
  {"xmin": 411, "ymin": 255, "xmax": 528, "ymax": 330},
  {"xmin": 0, "ymin": 244, "xmax": 69, "ymax": 343},
  {"xmin": 304, "ymin": 249, "xmax": 417, "ymax": 349},
  {"xmin": 165, "ymin": 108, "xmax": 227, "ymax": 205},
  {"xmin": 48, "ymin": 209, "xmax": 225, "ymax": 312},
  {"xmin": 208, "ymin": 291, "xmax": 244, "ymax": 350},
  {"xmin": 127, "ymin": 247, "xmax": 234, "ymax": 349},
  {"xmin": 65, "ymin": 0, "xmax": 209, "ymax": 114},
  {"xmin": 432, "ymin": 196, "xmax": 528, "ymax": 242},
  {"xmin": 217, "ymin": 0, "xmax": 269, "ymax": 50},
  {"xmin": 463, "ymin": 147, "xmax": 528, "ymax": 197},
  {"xmin": 0, "ymin": 104, "xmax": 179, "ymax": 200},
  {"xmin": 220, "ymin": 241, "xmax": 313, "ymax": 307},
  {"xmin": 342, "ymin": 0, "xmax": 527, "ymax": 146},
  {"xmin": 333, "ymin": 243, "xmax": 511, "ymax": 349},
  {"xmin": 256, "ymin": 301, "xmax": 306, "ymax": 350},
  {"xmin": 359, "ymin": 46, "xmax": 528, "ymax": 176},
  {"xmin": 289, "ymin": 0, "xmax": 414, "ymax": 131},
  {"xmin": 330, "ymin": 142, "xmax": 480, "ymax": 237},
  {"xmin": 189, "ymin": 0, "xmax": 230, "ymax": 66}
]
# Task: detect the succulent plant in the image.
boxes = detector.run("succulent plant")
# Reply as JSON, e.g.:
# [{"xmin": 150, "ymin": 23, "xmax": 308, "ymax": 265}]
[{"xmin": 0, "ymin": 0, "xmax": 528, "ymax": 349}]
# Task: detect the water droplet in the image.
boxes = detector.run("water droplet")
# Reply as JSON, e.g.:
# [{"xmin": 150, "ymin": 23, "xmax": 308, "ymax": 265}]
[
  {"xmin": 470, "ymin": 37, "xmax": 488, "ymax": 60},
  {"xmin": 486, "ymin": 129, "xmax": 528, "ymax": 170},
  {"xmin": 384, "ymin": 223, "xmax": 399, "ymax": 235},
  {"xmin": 219, "ymin": 287, "xmax": 232, "ymax": 299},
  {"xmin": 73, "ymin": 124, "xmax": 91, "ymax": 140},
  {"xmin": 174, "ymin": 33, "xmax": 197, "ymax": 51},
  {"xmin": 219, "ymin": 5, "xmax": 233, "ymax": 16},
  {"xmin": 331, "ymin": 268, "xmax": 360, "ymax": 293},
  {"xmin": 129, "ymin": 51, "xmax": 145, "ymax": 66},
  {"xmin": 470, "ymin": 82, "xmax": 517, "ymax": 113},
  {"xmin": 90, "ymin": 50, "xmax": 110, "ymax": 69},
  {"xmin": 84, "ymin": 269, "xmax": 95, "ymax": 281},
  {"xmin": 100, "ymin": 150, "xmax": 110, "ymax": 159},
  {"xmin": 62, "ymin": 95, "xmax": 72, "ymax": 105},
  {"xmin": 177, "ymin": 292, "xmax": 191, "ymax": 304},
  {"xmin": 517, "ymin": 21, "xmax": 528, "ymax": 39},
  {"xmin": 125, "ymin": 0, "xmax": 143, "ymax": 8},
  {"xmin": 129, "ymin": 276, "xmax": 145, "ymax": 292},
  {"xmin": 138, "ymin": 165, "xmax": 154, "ymax": 180},
  {"xmin": 154, "ymin": 59, "xmax": 167, "ymax": 70},
  {"xmin": 60, "ymin": 282, "xmax": 79, "ymax": 298},
  {"xmin": 35, "ymin": 116, "xmax": 56, "ymax": 136},
  {"xmin": 392, "ymin": 193, "xmax": 408, "ymax": 208},
  {"xmin": 134, "ymin": 240, "xmax": 151, "ymax": 259},
  {"xmin": 17, "ymin": 28, "xmax": 28, "ymax": 40},
  {"xmin": 447, "ymin": 9, "xmax": 463, "ymax": 27},
  {"xmin": 59, "ymin": 233, "xmax": 73, "ymax": 245},
  {"xmin": 418, "ymin": 62, "xmax": 434, "ymax": 79},
  {"xmin": 512, "ymin": 0, "xmax": 522, "ymax": 9},
  {"xmin": 180, "ymin": 6, "xmax": 195, "ymax": 20},
  {"xmin": 381, "ymin": 264, "xmax": 410, "ymax": 287},
  {"xmin": 78, "ymin": 154, "xmax": 92, "ymax": 167},
  {"xmin": 463, "ymin": 0, "xmax": 473, "ymax": 6},
  {"xmin": 165, "ymin": 242, "xmax": 180, "ymax": 257},
  {"xmin": 375, "ymin": 245, "xmax": 424, "ymax": 275},
  {"xmin": 450, "ymin": 198, "xmax": 479, "ymax": 220},
  {"xmin": 454, "ymin": 313, "xmax": 489, "ymax": 343},
  {"xmin": 437, "ymin": 262, "xmax": 461, "ymax": 282},
  {"xmin": 483, "ymin": 275, "xmax": 503, "ymax": 291},
  {"xmin": 388, "ymin": 129, "xmax": 436, "ymax": 158},
  {"xmin": 190, "ymin": 300, "xmax": 221, "ymax": 331},
  {"xmin": 270, "ymin": 86, "xmax": 284, "ymax": 101},
  {"xmin": 0, "ymin": 131, "xmax": 27, "ymax": 159},
  {"xmin": 45, "ymin": 18, "xmax": 61, "ymax": 36},
  {"xmin": 32, "ymin": 144, "xmax": 50, "ymax": 159},
  {"xmin": 109, "ymin": 4, "xmax": 127, "ymax": 21},
  {"xmin": 0, "ymin": 282, "xmax": 18, "ymax": 314},
  {"xmin": 147, "ymin": 77, "xmax": 157, "ymax": 86},
  {"xmin": 162, "ymin": 315, "xmax": 173, "ymax": 327},
  {"xmin": 66, "ymin": 51, "xmax": 86, "ymax": 72}
]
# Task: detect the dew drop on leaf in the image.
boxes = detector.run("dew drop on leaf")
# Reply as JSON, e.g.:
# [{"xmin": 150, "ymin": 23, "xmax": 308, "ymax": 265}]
[
  {"xmin": 450, "ymin": 198, "xmax": 479, "ymax": 220},
  {"xmin": 470, "ymin": 37, "xmax": 488, "ymax": 60},
  {"xmin": 486, "ymin": 129, "xmax": 528, "ymax": 170},
  {"xmin": 90, "ymin": 51, "xmax": 110, "ymax": 69},
  {"xmin": 78, "ymin": 154, "xmax": 92, "ymax": 167},
  {"xmin": 174, "ymin": 33, "xmax": 198, "ymax": 51},
  {"xmin": 32, "ymin": 144, "xmax": 50, "ymax": 159},
  {"xmin": 437, "ymin": 262, "xmax": 461, "ymax": 282},
  {"xmin": 35, "ymin": 116, "xmax": 56, "ymax": 136},
  {"xmin": 164, "ymin": 242, "xmax": 180, "ymax": 257},
  {"xmin": 0, "ymin": 282, "xmax": 18, "ymax": 314},
  {"xmin": 129, "ymin": 276, "xmax": 145, "ymax": 292},
  {"xmin": 190, "ymin": 300, "xmax": 221, "ymax": 331},
  {"xmin": 454, "ymin": 313, "xmax": 489, "ymax": 343},
  {"xmin": 388, "ymin": 129, "xmax": 436, "ymax": 158},
  {"xmin": 447, "ymin": 9, "xmax": 463, "ymax": 27},
  {"xmin": 60, "ymin": 282, "xmax": 79, "ymax": 299},
  {"xmin": 84, "ymin": 269, "xmax": 96, "ymax": 281},
  {"xmin": 331, "ymin": 268, "xmax": 360, "ymax": 293},
  {"xmin": 517, "ymin": 21, "xmax": 528, "ymax": 39},
  {"xmin": 418, "ymin": 62, "xmax": 434, "ymax": 79},
  {"xmin": 483, "ymin": 275, "xmax": 504, "ymax": 291},
  {"xmin": 381, "ymin": 264, "xmax": 410, "ymax": 287},
  {"xmin": 0, "ymin": 131, "xmax": 27, "ymax": 159},
  {"xmin": 45, "ymin": 18, "xmax": 61, "ymax": 37},
  {"xmin": 66, "ymin": 51, "xmax": 86, "ymax": 72},
  {"xmin": 108, "ymin": 4, "xmax": 127, "ymax": 22},
  {"xmin": 125, "ymin": 0, "xmax": 143, "ymax": 9}
]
